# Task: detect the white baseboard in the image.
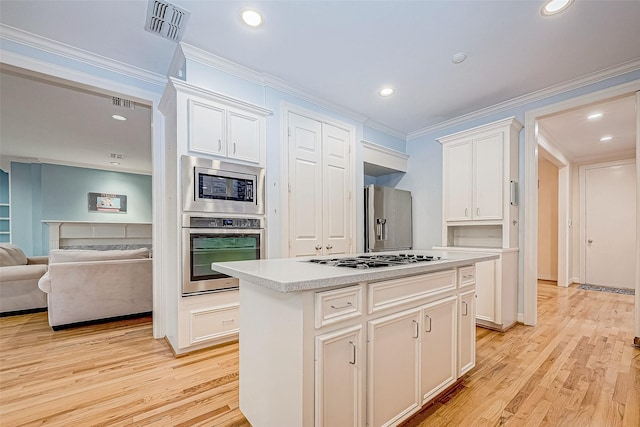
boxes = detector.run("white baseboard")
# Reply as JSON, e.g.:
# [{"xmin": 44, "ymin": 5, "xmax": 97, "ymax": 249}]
[
  {"xmin": 517, "ymin": 313, "xmax": 524, "ymax": 323},
  {"xmin": 569, "ymin": 277, "xmax": 581, "ymax": 285}
]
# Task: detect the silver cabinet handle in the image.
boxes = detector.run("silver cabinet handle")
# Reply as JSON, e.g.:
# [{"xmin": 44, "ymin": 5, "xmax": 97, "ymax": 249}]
[
  {"xmin": 218, "ymin": 139, "xmax": 222, "ymax": 151},
  {"xmin": 465, "ymin": 208, "xmax": 469, "ymax": 217},
  {"xmin": 326, "ymin": 244, "xmax": 333, "ymax": 250},
  {"xmin": 425, "ymin": 314, "xmax": 432, "ymax": 333},
  {"xmin": 330, "ymin": 301, "xmax": 352, "ymax": 310},
  {"xmin": 476, "ymin": 208, "xmax": 480, "ymax": 216},
  {"xmin": 315, "ymin": 244, "xmax": 322, "ymax": 250},
  {"xmin": 462, "ymin": 301, "xmax": 468, "ymax": 316},
  {"xmin": 349, "ymin": 341, "xmax": 356, "ymax": 365},
  {"xmin": 412, "ymin": 319, "xmax": 419, "ymax": 338},
  {"xmin": 233, "ymin": 142, "xmax": 237, "ymax": 154}
]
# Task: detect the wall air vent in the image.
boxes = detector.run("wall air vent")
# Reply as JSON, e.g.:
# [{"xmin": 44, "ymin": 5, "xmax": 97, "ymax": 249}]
[
  {"xmin": 144, "ymin": 0, "xmax": 190, "ymax": 42},
  {"xmin": 112, "ymin": 97, "xmax": 135, "ymax": 109}
]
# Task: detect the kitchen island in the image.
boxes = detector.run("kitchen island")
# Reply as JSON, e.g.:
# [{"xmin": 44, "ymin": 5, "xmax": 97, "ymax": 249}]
[{"xmin": 213, "ymin": 250, "xmax": 498, "ymax": 427}]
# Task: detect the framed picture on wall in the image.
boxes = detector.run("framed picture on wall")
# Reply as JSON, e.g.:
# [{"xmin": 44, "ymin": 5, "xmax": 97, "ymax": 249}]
[{"xmin": 88, "ymin": 192, "xmax": 127, "ymax": 213}]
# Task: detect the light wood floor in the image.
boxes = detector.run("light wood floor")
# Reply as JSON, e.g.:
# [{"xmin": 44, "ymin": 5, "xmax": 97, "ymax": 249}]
[{"xmin": 1, "ymin": 282, "xmax": 638, "ymax": 426}]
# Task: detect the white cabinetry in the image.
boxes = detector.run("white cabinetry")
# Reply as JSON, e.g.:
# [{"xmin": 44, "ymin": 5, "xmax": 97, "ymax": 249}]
[
  {"xmin": 368, "ymin": 308, "xmax": 421, "ymax": 427},
  {"xmin": 458, "ymin": 288, "xmax": 476, "ymax": 375},
  {"xmin": 420, "ymin": 296, "xmax": 457, "ymax": 404},
  {"xmin": 438, "ymin": 117, "xmax": 521, "ymax": 333},
  {"xmin": 187, "ymin": 93, "xmax": 264, "ymax": 164},
  {"xmin": 315, "ymin": 325, "xmax": 363, "ymax": 427},
  {"xmin": 287, "ymin": 111, "xmax": 353, "ymax": 257}
]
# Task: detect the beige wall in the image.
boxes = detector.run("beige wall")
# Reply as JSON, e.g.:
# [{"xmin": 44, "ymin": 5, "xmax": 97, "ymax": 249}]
[{"xmin": 538, "ymin": 156, "xmax": 559, "ymax": 281}]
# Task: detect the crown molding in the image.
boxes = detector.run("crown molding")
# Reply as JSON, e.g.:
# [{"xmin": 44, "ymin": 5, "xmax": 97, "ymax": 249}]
[
  {"xmin": 363, "ymin": 120, "xmax": 406, "ymax": 140},
  {"xmin": 3, "ymin": 155, "xmax": 151, "ymax": 176},
  {"xmin": 408, "ymin": 58, "xmax": 640, "ymax": 140},
  {"xmin": 361, "ymin": 140, "xmax": 409, "ymax": 160},
  {"xmin": 0, "ymin": 24, "xmax": 166, "ymax": 89},
  {"xmin": 177, "ymin": 42, "xmax": 369, "ymax": 124}
]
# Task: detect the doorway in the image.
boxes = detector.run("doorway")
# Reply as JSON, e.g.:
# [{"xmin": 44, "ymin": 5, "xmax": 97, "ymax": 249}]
[{"xmin": 523, "ymin": 80, "xmax": 640, "ymax": 327}]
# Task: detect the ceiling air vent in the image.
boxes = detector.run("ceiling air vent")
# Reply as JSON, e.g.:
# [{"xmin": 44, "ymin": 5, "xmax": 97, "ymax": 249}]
[
  {"xmin": 144, "ymin": 0, "xmax": 190, "ymax": 42},
  {"xmin": 112, "ymin": 97, "xmax": 135, "ymax": 109}
]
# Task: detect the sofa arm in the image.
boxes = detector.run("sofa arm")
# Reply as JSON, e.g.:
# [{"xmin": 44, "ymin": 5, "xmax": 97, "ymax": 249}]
[
  {"xmin": 38, "ymin": 271, "xmax": 52, "ymax": 293},
  {"xmin": 27, "ymin": 256, "xmax": 49, "ymax": 265}
]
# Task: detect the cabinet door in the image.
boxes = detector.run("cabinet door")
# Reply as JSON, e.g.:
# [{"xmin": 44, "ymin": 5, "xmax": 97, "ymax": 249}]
[
  {"xmin": 315, "ymin": 325, "xmax": 363, "ymax": 427},
  {"xmin": 188, "ymin": 99, "xmax": 226, "ymax": 156},
  {"xmin": 322, "ymin": 123, "xmax": 351, "ymax": 256},
  {"xmin": 368, "ymin": 308, "xmax": 421, "ymax": 427},
  {"xmin": 473, "ymin": 133, "xmax": 503, "ymax": 219},
  {"xmin": 288, "ymin": 112, "xmax": 323, "ymax": 257},
  {"xmin": 458, "ymin": 289, "xmax": 476, "ymax": 376},
  {"xmin": 475, "ymin": 259, "xmax": 496, "ymax": 322},
  {"xmin": 444, "ymin": 141, "xmax": 472, "ymax": 221},
  {"xmin": 228, "ymin": 109, "xmax": 260, "ymax": 163},
  {"xmin": 420, "ymin": 296, "xmax": 457, "ymax": 404}
]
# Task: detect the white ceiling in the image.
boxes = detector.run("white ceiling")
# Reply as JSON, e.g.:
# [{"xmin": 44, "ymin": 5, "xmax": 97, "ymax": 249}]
[{"xmin": 0, "ymin": 0, "xmax": 639, "ymax": 172}]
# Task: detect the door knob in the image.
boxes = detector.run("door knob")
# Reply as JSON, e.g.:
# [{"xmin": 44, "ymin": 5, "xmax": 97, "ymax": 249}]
[
  {"xmin": 587, "ymin": 239, "xmax": 593, "ymax": 244},
  {"xmin": 315, "ymin": 244, "xmax": 322, "ymax": 250},
  {"xmin": 326, "ymin": 244, "xmax": 333, "ymax": 250}
]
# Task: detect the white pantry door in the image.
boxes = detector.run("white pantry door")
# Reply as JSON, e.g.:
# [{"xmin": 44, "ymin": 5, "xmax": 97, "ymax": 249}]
[
  {"xmin": 288, "ymin": 112, "xmax": 323, "ymax": 257},
  {"xmin": 584, "ymin": 161, "xmax": 636, "ymax": 289}
]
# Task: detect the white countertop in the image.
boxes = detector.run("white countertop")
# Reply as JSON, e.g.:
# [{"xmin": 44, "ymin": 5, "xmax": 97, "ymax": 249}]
[{"xmin": 212, "ymin": 250, "xmax": 499, "ymax": 293}]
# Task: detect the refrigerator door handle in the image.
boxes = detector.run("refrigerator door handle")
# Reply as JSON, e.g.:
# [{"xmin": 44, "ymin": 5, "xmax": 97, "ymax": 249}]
[{"xmin": 367, "ymin": 189, "xmax": 376, "ymax": 251}]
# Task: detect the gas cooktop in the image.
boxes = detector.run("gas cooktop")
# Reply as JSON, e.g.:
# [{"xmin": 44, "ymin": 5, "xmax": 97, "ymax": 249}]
[{"xmin": 308, "ymin": 253, "xmax": 443, "ymax": 269}]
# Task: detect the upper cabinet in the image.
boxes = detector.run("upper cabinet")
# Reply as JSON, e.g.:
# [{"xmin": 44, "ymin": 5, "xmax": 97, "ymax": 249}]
[
  {"xmin": 164, "ymin": 78, "xmax": 271, "ymax": 167},
  {"xmin": 439, "ymin": 117, "xmax": 522, "ymax": 249}
]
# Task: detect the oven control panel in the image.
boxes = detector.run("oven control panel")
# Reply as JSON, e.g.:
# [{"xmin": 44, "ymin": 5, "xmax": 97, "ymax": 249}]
[{"xmin": 188, "ymin": 216, "xmax": 263, "ymax": 229}]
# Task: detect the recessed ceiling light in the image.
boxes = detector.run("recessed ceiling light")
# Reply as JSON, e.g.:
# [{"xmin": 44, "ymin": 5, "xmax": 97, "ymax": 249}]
[
  {"xmin": 241, "ymin": 9, "xmax": 263, "ymax": 27},
  {"xmin": 110, "ymin": 161, "xmax": 121, "ymax": 166},
  {"xmin": 452, "ymin": 52, "xmax": 467, "ymax": 64},
  {"xmin": 379, "ymin": 87, "xmax": 395, "ymax": 97},
  {"xmin": 541, "ymin": 0, "xmax": 574, "ymax": 16},
  {"xmin": 587, "ymin": 112, "xmax": 603, "ymax": 120},
  {"xmin": 112, "ymin": 115, "xmax": 127, "ymax": 121},
  {"xmin": 599, "ymin": 136, "xmax": 613, "ymax": 142}
]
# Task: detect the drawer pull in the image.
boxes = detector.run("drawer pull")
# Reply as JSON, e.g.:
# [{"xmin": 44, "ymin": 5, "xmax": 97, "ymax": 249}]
[
  {"xmin": 349, "ymin": 341, "xmax": 356, "ymax": 365},
  {"xmin": 330, "ymin": 301, "xmax": 353, "ymax": 310},
  {"xmin": 463, "ymin": 275, "xmax": 473, "ymax": 279},
  {"xmin": 222, "ymin": 319, "xmax": 235, "ymax": 325}
]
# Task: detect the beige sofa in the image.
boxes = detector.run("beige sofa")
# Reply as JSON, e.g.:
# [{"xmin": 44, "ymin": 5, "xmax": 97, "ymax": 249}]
[
  {"xmin": 38, "ymin": 248, "xmax": 152, "ymax": 329},
  {"xmin": 0, "ymin": 244, "xmax": 49, "ymax": 315}
]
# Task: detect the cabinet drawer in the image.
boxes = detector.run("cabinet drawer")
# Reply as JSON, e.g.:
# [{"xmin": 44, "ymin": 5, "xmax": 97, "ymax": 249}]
[
  {"xmin": 315, "ymin": 285, "xmax": 363, "ymax": 328},
  {"xmin": 458, "ymin": 266, "xmax": 476, "ymax": 288},
  {"xmin": 368, "ymin": 270, "xmax": 457, "ymax": 314},
  {"xmin": 190, "ymin": 303, "xmax": 239, "ymax": 345}
]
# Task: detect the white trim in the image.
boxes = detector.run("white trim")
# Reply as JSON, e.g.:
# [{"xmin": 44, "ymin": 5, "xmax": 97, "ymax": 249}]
[
  {"xmin": 578, "ymin": 158, "xmax": 635, "ymax": 286},
  {"xmin": 0, "ymin": 40, "xmax": 166, "ymax": 340},
  {"xmin": 409, "ymin": 59, "xmax": 640, "ymax": 140},
  {"xmin": 2, "ymin": 155, "xmax": 151, "ymax": 176},
  {"xmin": 0, "ymin": 24, "xmax": 166, "ymax": 88},
  {"xmin": 523, "ymin": 79, "xmax": 640, "ymax": 328},
  {"xmin": 280, "ymin": 101, "xmax": 357, "ymax": 258},
  {"xmin": 361, "ymin": 140, "xmax": 409, "ymax": 160},
  {"xmin": 635, "ymin": 90, "xmax": 640, "ymax": 342},
  {"xmin": 168, "ymin": 77, "xmax": 272, "ymax": 116},
  {"xmin": 569, "ymin": 277, "xmax": 580, "ymax": 285}
]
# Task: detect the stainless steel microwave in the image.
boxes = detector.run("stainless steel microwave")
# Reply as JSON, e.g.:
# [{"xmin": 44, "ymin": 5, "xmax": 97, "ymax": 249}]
[{"xmin": 182, "ymin": 155, "xmax": 265, "ymax": 215}]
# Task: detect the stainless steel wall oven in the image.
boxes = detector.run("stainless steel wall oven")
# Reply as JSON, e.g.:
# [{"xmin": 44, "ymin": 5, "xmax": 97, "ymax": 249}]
[{"xmin": 182, "ymin": 215, "xmax": 264, "ymax": 296}]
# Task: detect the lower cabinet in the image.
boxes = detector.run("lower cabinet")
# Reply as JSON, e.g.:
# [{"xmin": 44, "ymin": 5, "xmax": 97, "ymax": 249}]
[
  {"xmin": 315, "ymin": 325, "xmax": 363, "ymax": 427},
  {"xmin": 458, "ymin": 289, "xmax": 476, "ymax": 376},
  {"xmin": 420, "ymin": 296, "xmax": 458, "ymax": 403},
  {"xmin": 368, "ymin": 308, "xmax": 421, "ymax": 427}
]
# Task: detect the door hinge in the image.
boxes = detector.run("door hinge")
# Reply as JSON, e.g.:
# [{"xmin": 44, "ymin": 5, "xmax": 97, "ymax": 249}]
[
  {"xmin": 288, "ymin": 127, "xmax": 291, "ymax": 137},
  {"xmin": 288, "ymin": 183, "xmax": 292, "ymax": 193}
]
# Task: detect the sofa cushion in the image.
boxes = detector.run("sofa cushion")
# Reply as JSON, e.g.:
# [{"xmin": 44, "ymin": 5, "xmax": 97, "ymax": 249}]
[
  {"xmin": 0, "ymin": 244, "xmax": 28, "ymax": 267},
  {"xmin": 49, "ymin": 248, "xmax": 150, "ymax": 264},
  {"xmin": 1, "ymin": 264, "xmax": 48, "ymax": 281}
]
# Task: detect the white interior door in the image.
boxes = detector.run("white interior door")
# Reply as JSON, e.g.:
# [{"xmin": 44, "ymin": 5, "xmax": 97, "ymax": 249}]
[
  {"xmin": 288, "ymin": 112, "xmax": 323, "ymax": 257},
  {"xmin": 323, "ymin": 123, "xmax": 351, "ymax": 255},
  {"xmin": 584, "ymin": 162, "xmax": 636, "ymax": 289}
]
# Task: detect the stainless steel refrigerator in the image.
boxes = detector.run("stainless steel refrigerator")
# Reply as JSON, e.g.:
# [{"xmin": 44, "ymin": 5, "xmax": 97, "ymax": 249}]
[{"xmin": 364, "ymin": 185, "xmax": 412, "ymax": 252}]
